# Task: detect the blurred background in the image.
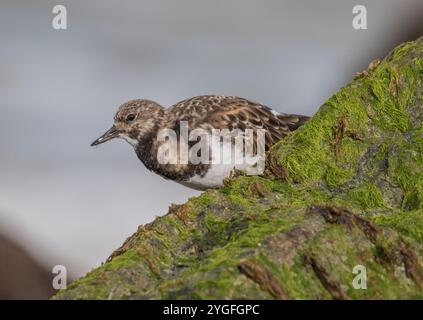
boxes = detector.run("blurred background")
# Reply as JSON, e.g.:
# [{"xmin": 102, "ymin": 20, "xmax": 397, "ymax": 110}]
[{"xmin": 0, "ymin": 0, "xmax": 422, "ymax": 298}]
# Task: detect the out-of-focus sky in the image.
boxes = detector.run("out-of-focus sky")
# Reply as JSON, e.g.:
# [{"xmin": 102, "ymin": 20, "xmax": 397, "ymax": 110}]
[{"xmin": 0, "ymin": 0, "xmax": 422, "ymax": 277}]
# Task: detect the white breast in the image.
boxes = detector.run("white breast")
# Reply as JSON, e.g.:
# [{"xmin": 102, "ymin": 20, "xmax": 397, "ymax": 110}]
[{"xmin": 181, "ymin": 134, "xmax": 261, "ymax": 190}]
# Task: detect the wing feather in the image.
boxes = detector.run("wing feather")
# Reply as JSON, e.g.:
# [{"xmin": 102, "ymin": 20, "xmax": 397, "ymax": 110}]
[{"xmin": 167, "ymin": 96, "xmax": 309, "ymax": 151}]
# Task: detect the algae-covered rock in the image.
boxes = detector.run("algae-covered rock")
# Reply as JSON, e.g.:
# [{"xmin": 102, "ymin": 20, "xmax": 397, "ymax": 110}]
[{"xmin": 55, "ymin": 37, "xmax": 423, "ymax": 299}]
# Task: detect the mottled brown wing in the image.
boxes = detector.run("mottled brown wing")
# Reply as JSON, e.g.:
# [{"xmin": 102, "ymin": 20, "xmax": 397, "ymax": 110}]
[{"xmin": 169, "ymin": 95, "xmax": 309, "ymax": 150}]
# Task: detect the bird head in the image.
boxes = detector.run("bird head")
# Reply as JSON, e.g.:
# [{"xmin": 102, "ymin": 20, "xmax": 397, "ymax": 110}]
[{"xmin": 91, "ymin": 99, "xmax": 165, "ymax": 147}]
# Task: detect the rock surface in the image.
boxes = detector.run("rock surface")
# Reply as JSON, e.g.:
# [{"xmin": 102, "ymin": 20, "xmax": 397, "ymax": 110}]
[{"xmin": 56, "ymin": 37, "xmax": 423, "ymax": 299}]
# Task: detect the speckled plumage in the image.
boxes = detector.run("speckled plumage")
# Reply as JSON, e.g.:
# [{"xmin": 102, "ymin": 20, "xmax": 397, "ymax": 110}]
[{"xmin": 92, "ymin": 95, "xmax": 309, "ymax": 190}]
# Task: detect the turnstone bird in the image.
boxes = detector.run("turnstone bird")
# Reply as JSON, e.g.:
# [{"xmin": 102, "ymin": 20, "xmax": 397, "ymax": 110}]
[{"xmin": 91, "ymin": 96, "xmax": 309, "ymax": 190}]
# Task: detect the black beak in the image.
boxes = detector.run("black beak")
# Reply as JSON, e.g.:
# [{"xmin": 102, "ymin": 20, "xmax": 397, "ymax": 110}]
[{"xmin": 91, "ymin": 126, "xmax": 119, "ymax": 146}]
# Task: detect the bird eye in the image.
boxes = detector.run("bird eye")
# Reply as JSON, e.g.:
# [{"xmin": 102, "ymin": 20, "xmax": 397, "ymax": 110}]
[{"xmin": 126, "ymin": 113, "xmax": 136, "ymax": 122}]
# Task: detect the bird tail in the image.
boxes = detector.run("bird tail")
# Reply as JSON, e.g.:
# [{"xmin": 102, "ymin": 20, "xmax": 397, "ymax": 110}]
[{"xmin": 277, "ymin": 114, "xmax": 310, "ymax": 132}]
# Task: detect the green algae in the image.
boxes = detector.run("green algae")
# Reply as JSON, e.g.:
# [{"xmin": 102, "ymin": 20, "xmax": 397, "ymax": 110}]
[{"xmin": 347, "ymin": 182, "xmax": 387, "ymax": 210}]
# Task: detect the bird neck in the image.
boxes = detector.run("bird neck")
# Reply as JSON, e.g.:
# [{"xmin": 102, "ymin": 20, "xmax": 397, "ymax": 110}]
[{"xmin": 134, "ymin": 123, "xmax": 162, "ymax": 173}]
